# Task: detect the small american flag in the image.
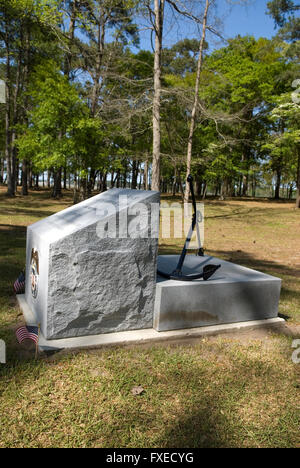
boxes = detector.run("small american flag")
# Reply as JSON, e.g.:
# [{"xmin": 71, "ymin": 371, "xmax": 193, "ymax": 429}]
[
  {"xmin": 13, "ymin": 272, "xmax": 25, "ymax": 295},
  {"xmin": 16, "ymin": 326, "xmax": 39, "ymax": 345}
]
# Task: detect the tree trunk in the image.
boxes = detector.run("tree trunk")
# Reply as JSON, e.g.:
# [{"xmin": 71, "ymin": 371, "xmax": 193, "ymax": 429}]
[
  {"xmin": 242, "ymin": 173, "xmax": 248, "ymax": 197},
  {"xmin": 152, "ymin": 0, "xmax": 165, "ymax": 192},
  {"xmin": 131, "ymin": 160, "xmax": 140, "ymax": 190},
  {"xmin": 22, "ymin": 160, "xmax": 28, "ymax": 196},
  {"xmin": 64, "ymin": 0, "xmax": 78, "ymax": 79},
  {"xmin": 252, "ymin": 174, "xmax": 256, "ymax": 198},
  {"xmin": 116, "ymin": 169, "xmax": 121, "ymax": 188},
  {"xmin": 177, "ymin": 173, "xmax": 184, "ymax": 201},
  {"xmin": 5, "ymin": 78, "xmax": 15, "ymax": 196},
  {"xmin": 143, "ymin": 159, "xmax": 149, "ymax": 190},
  {"xmin": 274, "ymin": 168, "xmax": 281, "ymax": 200},
  {"xmin": 8, "ymin": 26, "xmax": 23, "ymax": 196},
  {"xmin": 88, "ymin": 169, "xmax": 98, "ymax": 197},
  {"xmin": 184, "ymin": 0, "xmax": 209, "ymax": 204},
  {"xmin": 79, "ymin": 176, "xmax": 88, "ymax": 201},
  {"xmin": 47, "ymin": 170, "xmax": 51, "ymax": 188},
  {"xmin": 99, "ymin": 172, "xmax": 107, "ymax": 193},
  {"xmin": 296, "ymin": 145, "xmax": 300, "ymax": 208},
  {"xmin": 202, "ymin": 182, "xmax": 208, "ymax": 200},
  {"xmin": 0, "ymin": 159, "xmax": 4, "ymax": 184},
  {"xmin": 28, "ymin": 164, "xmax": 33, "ymax": 189},
  {"xmin": 110, "ymin": 170, "xmax": 115, "ymax": 188},
  {"xmin": 4, "ymin": 25, "xmax": 14, "ymax": 197},
  {"xmin": 195, "ymin": 177, "xmax": 202, "ymax": 198},
  {"xmin": 172, "ymin": 166, "xmax": 177, "ymax": 196},
  {"xmin": 238, "ymin": 176, "xmax": 242, "ymax": 197},
  {"xmin": 63, "ymin": 166, "xmax": 67, "ymax": 190},
  {"xmin": 73, "ymin": 173, "xmax": 79, "ymax": 204},
  {"xmin": 52, "ymin": 168, "xmax": 62, "ymax": 199},
  {"xmin": 91, "ymin": 11, "xmax": 105, "ymax": 117},
  {"xmin": 123, "ymin": 163, "xmax": 128, "ymax": 188}
]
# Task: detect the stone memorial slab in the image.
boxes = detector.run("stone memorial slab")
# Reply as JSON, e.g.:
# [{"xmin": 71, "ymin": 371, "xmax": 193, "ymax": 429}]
[
  {"xmin": 154, "ymin": 255, "xmax": 282, "ymax": 332},
  {"xmin": 23, "ymin": 189, "xmax": 160, "ymax": 340}
]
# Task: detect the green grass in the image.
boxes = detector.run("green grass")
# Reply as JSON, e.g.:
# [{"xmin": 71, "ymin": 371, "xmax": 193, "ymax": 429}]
[
  {"xmin": 0, "ymin": 339, "xmax": 299, "ymax": 448},
  {"xmin": 0, "ymin": 188, "xmax": 299, "ymax": 448}
]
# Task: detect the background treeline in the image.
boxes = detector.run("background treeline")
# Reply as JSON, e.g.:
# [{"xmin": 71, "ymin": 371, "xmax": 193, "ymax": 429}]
[{"xmin": 0, "ymin": 0, "xmax": 299, "ymax": 206}]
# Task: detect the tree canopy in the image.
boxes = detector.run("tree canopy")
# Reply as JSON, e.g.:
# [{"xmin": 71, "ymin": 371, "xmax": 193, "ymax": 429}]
[{"xmin": 0, "ymin": 0, "xmax": 299, "ymax": 206}]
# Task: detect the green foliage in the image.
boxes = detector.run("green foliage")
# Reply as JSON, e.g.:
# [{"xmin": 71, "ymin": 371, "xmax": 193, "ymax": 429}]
[
  {"xmin": 160, "ymin": 34, "xmax": 299, "ymax": 196},
  {"xmin": 263, "ymin": 91, "xmax": 300, "ymax": 182},
  {"xmin": 267, "ymin": 0, "xmax": 300, "ymax": 41},
  {"xmin": 267, "ymin": 0, "xmax": 298, "ymax": 27},
  {"xmin": 195, "ymin": 37, "xmax": 291, "ymax": 185},
  {"xmin": 163, "ymin": 38, "xmax": 207, "ymax": 76},
  {"xmin": 205, "ymin": 36, "xmax": 288, "ymax": 105},
  {"xmin": 0, "ymin": 0, "xmax": 299, "ymax": 200},
  {"xmin": 17, "ymin": 61, "xmax": 105, "ymax": 173}
]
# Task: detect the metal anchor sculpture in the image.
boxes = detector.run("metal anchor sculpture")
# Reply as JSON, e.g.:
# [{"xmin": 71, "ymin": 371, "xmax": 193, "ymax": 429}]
[{"xmin": 157, "ymin": 175, "xmax": 221, "ymax": 282}]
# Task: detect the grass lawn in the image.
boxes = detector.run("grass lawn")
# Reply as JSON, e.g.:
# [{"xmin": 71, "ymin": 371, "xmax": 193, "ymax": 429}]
[{"xmin": 0, "ymin": 187, "xmax": 299, "ymax": 448}]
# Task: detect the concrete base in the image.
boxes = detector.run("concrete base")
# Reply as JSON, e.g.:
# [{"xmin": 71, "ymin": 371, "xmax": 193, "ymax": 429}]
[
  {"xmin": 16, "ymin": 294, "xmax": 285, "ymax": 352},
  {"xmin": 154, "ymin": 256, "xmax": 282, "ymax": 332}
]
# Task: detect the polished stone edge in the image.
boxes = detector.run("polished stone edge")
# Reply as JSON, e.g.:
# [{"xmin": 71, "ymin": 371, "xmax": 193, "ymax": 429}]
[{"xmin": 17, "ymin": 295, "xmax": 285, "ymax": 352}]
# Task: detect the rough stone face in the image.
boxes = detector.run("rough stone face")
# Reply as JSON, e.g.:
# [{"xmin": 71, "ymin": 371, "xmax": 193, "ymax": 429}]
[{"xmin": 24, "ymin": 189, "xmax": 160, "ymax": 340}]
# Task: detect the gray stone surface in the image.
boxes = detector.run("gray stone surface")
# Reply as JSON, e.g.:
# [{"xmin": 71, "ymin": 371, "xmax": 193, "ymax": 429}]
[
  {"xmin": 154, "ymin": 255, "xmax": 282, "ymax": 331},
  {"xmin": 16, "ymin": 294, "xmax": 286, "ymax": 351},
  {"xmin": 24, "ymin": 189, "xmax": 160, "ymax": 340}
]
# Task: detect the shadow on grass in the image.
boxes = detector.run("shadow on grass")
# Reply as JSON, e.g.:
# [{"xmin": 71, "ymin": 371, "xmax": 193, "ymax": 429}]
[
  {"xmin": 0, "ymin": 207, "xmax": 58, "ymax": 219},
  {"xmin": 0, "ymin": 225, "xmax": 26, "ymax": 258},
  {"xmin": 0, "ymin": 226, "xmax": 26, "ymax": 307},
  {"xmin": 162, "ymin": 193, "xmax": 296, "ymax": 203},
  {"xmin": 152, "ymin": 355, "xmax": 297, "ymax": 448},
  {"xmin": 158, "ymin": 246, "xmax": 300, "ymax": 279},
  {"xmin": 209, "ymin": 248, "xmax": 300, "ymax": 279},
  {"xmin": 205, "ymin": 197, "xmax": 296, "ymax": 205},
  {"xmin": 0, "ymin": 338, "xmax": 298, "ymax": 448},
  {"xmin": 0, "ymin": 188, "xmax": 74, "ymax": 207},
  {"xmin": 205, "ymin": 207, "xmax": 253, "ymax": 219},
  {"xmin": 205, "ymin": 205, "xmax": 295, "ymax": 221}
]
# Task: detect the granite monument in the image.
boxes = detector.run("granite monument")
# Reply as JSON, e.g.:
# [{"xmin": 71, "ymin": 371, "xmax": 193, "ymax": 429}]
[{"xmin": 24, "ymin": 189, "xmax": 160, "ymax": 340}]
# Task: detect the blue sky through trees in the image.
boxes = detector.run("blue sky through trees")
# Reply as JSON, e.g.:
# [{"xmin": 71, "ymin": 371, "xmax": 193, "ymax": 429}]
[{"xmin": 134, "ymin": 0, "xmax": 277, "ymax": 53}]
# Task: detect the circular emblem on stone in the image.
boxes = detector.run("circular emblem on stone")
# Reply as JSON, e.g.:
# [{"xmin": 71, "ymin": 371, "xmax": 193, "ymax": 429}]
[{"xmin": 30, "ymin": 249, "xmax": 39, "ymax": 299}]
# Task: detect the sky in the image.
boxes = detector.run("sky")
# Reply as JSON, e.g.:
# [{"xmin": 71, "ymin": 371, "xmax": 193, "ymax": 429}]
[
  {"xmin": 135, "ymin": 0, "xmax": 277, "ymax": 52},
  {"xmin": 220, "ymin": 0, "xmax": 276, "ymax": 40}
]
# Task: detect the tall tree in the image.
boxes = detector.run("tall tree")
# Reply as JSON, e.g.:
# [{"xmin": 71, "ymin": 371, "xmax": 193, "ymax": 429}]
[
  {"xmin": 267, "ymin": 0, "xmax": 300, "ymax": 41},
  {"xmin": 0, "ymin": 0, "xmax": 62, "ymax": 196},
  {"xmin": 75, "ymin": 0, "xmax": 139, "ymax": 198},
  {"xmin": 264, "ymin": 92, "xmax": 300, "ymax": 206},
  {"xmin": 17, "ymin": 61, "xmax": 105, "ymax": 200},
  {"xmin": 151, "ymin": 0, "xmax": 165, "ymax": 191},
  {"xmin": 202, "ymin": 36, "xmax": 290, "ymax": 197},
  {"xmin": 184, "ymin": 0, "xmax": 209, "ymax": 204}
]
